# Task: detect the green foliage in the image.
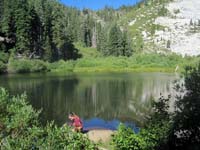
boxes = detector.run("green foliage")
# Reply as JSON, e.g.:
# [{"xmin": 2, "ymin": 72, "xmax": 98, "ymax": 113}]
[
  {"xmin": 0, "ymin": 88, "xmax": 97, "ymax": 149},
  {"xmin": 121, "ymin": 31, "xmax": 133, "ymax": 57},
  {"xmin": 112, "ymin": 62, "xmax": 200, "ymax": 150},
  {"xmin": 74, "ymin": 42, "xmax": 100, "ymax": 58},
  {"xmin": 48, "ymin": 60, "xmax": 75, "ymax": 73},
  {"xmin": 107, "ymin": 24, "xmax": 123, "ymax": 56},
  {"xmin": 5, "ymin": 54, "xmax": 199, "ymax": 74},
  {"xmin": 80, "ymin": 15, "xmax": 94, "ymax": 47},
  {"xmin": 112, "ymin": 96, "xmax": 172, "ymax": 150},
  {"xmin": 0, "ymin": 0, "xmax": 180, "ymax": 64},
  {"xmin": 0, "ymin": 61, "xmax": 6, "ymax": 73},
  {"xmin": 168, "ymin": 63, "xmax": 200, "ymax": 149},
  {"xmin": 0, "ymin": 0, "xmax": 81, "ymax": 61},
  {"xmin": 8, "ymin": 59, "xmax": 48, "ymax": 73},
  {"xmin": 112, "ymin": 124, "xmax": 146, "ymax": 150},
  {"xmin": 48, "ymin": 54, "xmax": 200, "ymax": 73},
  {"xmin": 173, "ymin": 9, "xmax": 180, "ymax": 14},
  {"xmin": 0, "ymin": 52, "xmax": 9, "ymax": 63},
  {"xmin": 99, "ymin": 24, "xmax": 133, "ymax": 57},
  {"xmin": 158, "ymin": 5, "xmax": 168, "ymax": 16}
]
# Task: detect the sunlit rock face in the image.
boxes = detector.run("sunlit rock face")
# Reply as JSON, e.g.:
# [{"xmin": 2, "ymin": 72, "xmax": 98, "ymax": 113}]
[{"xmin": 154, "ymin": 0, "xmax": 200, "ymax": 56}]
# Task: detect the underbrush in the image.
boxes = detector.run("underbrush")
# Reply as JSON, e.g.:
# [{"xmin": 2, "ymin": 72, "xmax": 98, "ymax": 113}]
[
  {"xmin": 0, "ymin": 88, "xmax": 97, "ymax": 149},
  {"xmin": 2, "ymin": 54, "xmax": 199, "ymax": 74},
  {"xmin": 0, "ymin": 61, "xmax": 6, "ymax": 73},
  {"xmin": 7, "ymin": 59, "xmax": 48, "ymax": 73}
]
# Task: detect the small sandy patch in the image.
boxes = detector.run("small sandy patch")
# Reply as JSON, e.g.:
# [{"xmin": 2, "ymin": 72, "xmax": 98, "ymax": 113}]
[{"xmin": 87, "ymin": 129, "xmax": 115, "ymax": 143}]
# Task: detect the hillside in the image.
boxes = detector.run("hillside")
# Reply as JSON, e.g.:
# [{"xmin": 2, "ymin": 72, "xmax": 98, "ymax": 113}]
[
  {"xmin": 122, "ymin": 0, "xmax": 200, "ymax": 56},
  {"xmin": 154, "ymin": 0, "xmax": 200, "ymax": 56}
]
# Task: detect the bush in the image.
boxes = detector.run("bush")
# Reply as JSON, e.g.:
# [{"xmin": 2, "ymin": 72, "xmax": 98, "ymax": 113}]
[
  {"xmin": 168, "ymin": 63, "xmax": 200, "ymax": 149},
  {"xmin": 0, "ymin": 88, "xmax": 97, "ymax": 149},
  {"xmin": 0, "ymin": 61, "xmax": 6, "ymax": 73},
  {"xmin": 48, "ymin": 60, "xmax": 75, "ymax": 72},
  {"xmin": 112, "ymin": 122, "xmax": 171, "ymax": 150},
  {"xmin": 6, "ymin": 54, "xmax": 199, "ymax": 74},
  {"xmin": 112, "ymin": 96, "xmax": 172, "ymax": 150},
  {"xmin": 0, "ymin": 52, "xmax": 9, "ymax": 63},
  {"xmin": 8, "ymin": 59, "xmax": 48, "ymax": 73},
  {"xmin": 112, "ymin": 124, "xmax": 146, "ymax": 150}
]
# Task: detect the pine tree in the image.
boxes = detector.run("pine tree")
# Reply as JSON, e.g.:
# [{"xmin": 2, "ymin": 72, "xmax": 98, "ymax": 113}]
[
  {"xmin": 167, "ymin": 40, "xmax": 171, "ymax": 48},
  {"xmin": 0, "ymin": 0, "xmax": 3, "ymax": 31},
  {"xmin": 107, "ymin": 24, "xmax": 123, "ymax": 56},
  {"xmin": 42, "ymin": 1, "xmax": 54, "ymax": 61},
  {"xmin": 121, "ymin": 31, "xmax": 133, "ymax": 56},
  {"xmin": 28, "ymin": 5, "xmax": 42, "ymax": 57},
  {"xmin": 43, "ymin": 36, "xmax": 52, "ymax": 61},
  {"xmin": 1, "ymin": 0, "xmax": 16, "ymax": 38},
  {"xmin": 96, "ymin": 24, "xmax": 108, "ymax": 55},
  {"xmin": 14, "ymin": 0, "xmax": 31, "ymax": 55}
]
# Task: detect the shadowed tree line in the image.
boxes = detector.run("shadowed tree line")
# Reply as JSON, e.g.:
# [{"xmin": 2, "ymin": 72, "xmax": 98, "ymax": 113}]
[{"xmin": 0, "ymin": 0, "xmax": 133, "ymax": 64}]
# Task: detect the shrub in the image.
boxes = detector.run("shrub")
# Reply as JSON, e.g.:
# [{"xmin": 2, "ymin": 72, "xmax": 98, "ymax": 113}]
[
  {"xmin": 48, "ymin": 60, "xmax": 75, "ymax": 72},
  {"xmin": 0, "ymin": 88, "xmax": 97, "ymax": 149},
  {"xmin": 168, "ymin": 63, "xmax": 200, "ymax": 149},
  {"xmin": 0, "ymin": 52, "xmax": 9, "ymax": 63},
  {"xmin": 112, "ymin": 96, "xmax": 172, "ymax": 150},
  {"xmin": 112, "ymin": 124, "xmax": 146, "ymax": 150},
  {"xmin": 8, "ymin": 59, "xmax": 48, "ymax": 73},
  {"xmin": 30, "ymin": 60, "xmax": 48, "ymax": 72},
  {"xmin": 0, "ymin": 61, "xmax": 6, "ymax": 73}
]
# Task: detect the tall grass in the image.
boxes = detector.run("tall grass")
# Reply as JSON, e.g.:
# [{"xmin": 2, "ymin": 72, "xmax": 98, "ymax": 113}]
[
  {"xmin": 7, "ymin": 59, "xmax": 48, "ymax": 73},
  {"xmin": 49, "ymin": 54, "xmax": 200, "ymax": 73},
  {"xmin": 3, "ymin": 54, "xmax": 199, "ymax": 74}
]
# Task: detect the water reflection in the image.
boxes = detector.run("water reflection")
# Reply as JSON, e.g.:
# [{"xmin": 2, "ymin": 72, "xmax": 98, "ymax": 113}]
[
  {"xmin": 83, "ymin": 118, "xmax": 139, "ymax": 133},
  {"xmin": 0, "ymin": 72, "xmax": 177, "ymax": 127}
]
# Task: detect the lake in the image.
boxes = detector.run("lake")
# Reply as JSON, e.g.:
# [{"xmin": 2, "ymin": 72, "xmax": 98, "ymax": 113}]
[{"xmin": 0, "ymin": 72, "xmax": 178, "ymax": 131}]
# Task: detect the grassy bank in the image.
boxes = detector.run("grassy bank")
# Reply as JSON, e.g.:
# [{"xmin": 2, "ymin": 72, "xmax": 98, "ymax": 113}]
[
  {"xmin": 49, "ymin": 54, "xmax": 200, "ymax": 73},
  {"xmin": 1, "ymin": 54, "xmax": 199, "ymax": 74},
  {"xmin": 7, "ymin": 58, "xmax": 49, "ymax": 73}
]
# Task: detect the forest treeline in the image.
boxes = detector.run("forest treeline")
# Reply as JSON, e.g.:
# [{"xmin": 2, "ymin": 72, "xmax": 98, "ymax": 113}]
[
  {"xmin": 0, "ymin": 0, "xmax": 133, "ymax": 63},
  {"xmin": 0, "ymin": 0, "xmax": 196, "ymax": 74}
]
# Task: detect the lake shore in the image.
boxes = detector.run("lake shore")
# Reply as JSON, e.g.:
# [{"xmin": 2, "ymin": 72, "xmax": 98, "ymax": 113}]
[{"xmin": 1, "ymin": 54, "xmax": 199, "ymax": 74}]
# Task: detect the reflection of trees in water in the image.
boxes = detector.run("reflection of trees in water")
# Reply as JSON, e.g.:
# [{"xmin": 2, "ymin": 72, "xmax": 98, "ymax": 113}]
[
  {"xmin": 67, "ymin": 73, "xmax": 176, "ymax": 126},
  {"xmin": 0, "ymin": 75, "xmax": 80, "ymax": 125},
  {"xmin": 0, "ymin": 73, "xmax": 177, "ymax": 126},
  {"xmin": 31, "ymin": 78, "xmax": 80, "ymax": 125},
  {"xmin": 0, "ymin": 75, "xmax": 44, "ymax": 96}
]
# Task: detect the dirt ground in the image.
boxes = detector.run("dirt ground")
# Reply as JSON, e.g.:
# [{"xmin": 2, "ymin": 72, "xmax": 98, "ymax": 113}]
[{"xmin": 87, "ymin": 129, "xmax": 115, "ymax": 143}]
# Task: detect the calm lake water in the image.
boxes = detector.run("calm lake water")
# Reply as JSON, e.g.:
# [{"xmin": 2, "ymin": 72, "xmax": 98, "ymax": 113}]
[{"xmin": 0, "ymin": 72, "xmax": 177, "ymax": 130}]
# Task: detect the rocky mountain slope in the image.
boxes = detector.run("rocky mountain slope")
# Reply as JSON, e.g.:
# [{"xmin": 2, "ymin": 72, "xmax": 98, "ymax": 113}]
[
  {"xmin": 126, "ymin": 0, "xmax": 200, "ymax": 56},
  {"xmin": 154, "ymin": 0, "xmax": 200, "ymax": 56}
]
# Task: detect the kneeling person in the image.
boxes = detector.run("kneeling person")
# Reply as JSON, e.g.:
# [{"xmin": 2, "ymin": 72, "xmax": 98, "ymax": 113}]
[{"xmin": 68, "ymin": 112, "xmax": 83, "ymax": 132}]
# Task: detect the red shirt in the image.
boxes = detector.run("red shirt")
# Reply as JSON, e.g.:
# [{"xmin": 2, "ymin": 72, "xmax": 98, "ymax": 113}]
[{"xmin": 72, "ymin": 116, "xmax": 83, "ymax": 128}]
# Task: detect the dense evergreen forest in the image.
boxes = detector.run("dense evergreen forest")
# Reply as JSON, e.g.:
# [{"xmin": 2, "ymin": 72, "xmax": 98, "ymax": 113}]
[
  {"xmin": 0, "ymin": 0, "xmax": 190, "ymax": 74},
  {"xmin": 0, "ymin": 0, "xmax": 133, "ymax": 63}
]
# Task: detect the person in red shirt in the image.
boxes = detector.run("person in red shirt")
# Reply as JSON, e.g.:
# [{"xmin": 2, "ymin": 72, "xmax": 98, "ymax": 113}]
[{"xmin": 68, "ymin": 112, "xmax": 83, "ymax": 132}]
